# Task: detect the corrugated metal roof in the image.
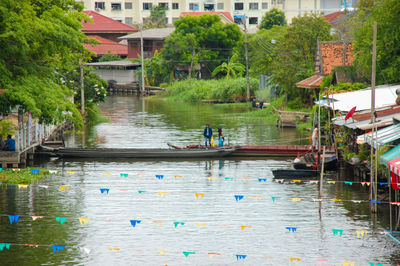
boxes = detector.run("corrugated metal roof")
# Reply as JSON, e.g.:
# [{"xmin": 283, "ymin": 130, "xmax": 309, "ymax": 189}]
[
  {"xmin": 119, "ymin": 28, "xmax": 175, "ymax": 40},
  {"xmin": 357, "ymin": 123, "xmax": 400, "ymax": 149},
  {"xmin": 85, "ymin": 60, "xmax": 140, "ymax": 67}
]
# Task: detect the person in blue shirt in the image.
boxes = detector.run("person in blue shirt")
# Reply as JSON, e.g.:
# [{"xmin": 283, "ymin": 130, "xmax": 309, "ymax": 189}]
[
  {"xmin": 5, "ymin": 135, "xmax": 15, "ymax": 151},
  {"xmin": 203, "ymin": 124, "xmax": 213, "ymax": 147}
]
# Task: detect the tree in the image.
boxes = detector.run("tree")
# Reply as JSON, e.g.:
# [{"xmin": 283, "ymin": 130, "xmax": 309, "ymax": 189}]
[
  {"xmin": 269, "ymin": 13, "xmax": 331, "ymax": 104},
  {"xmin": 259, "ymin": 8, "xmax": 287, "ymax": 30},
  {"xmin": 162, "ymin": 14, "xmax": 243, "ymax": 78},
  {"xmin": 352, "ymin": 0, "xmax": 400, "ymax": 84},
  {"xmin": 212, "ymin": 53, "xmax": 245, "ymax": 78},
  {"xmin": 143, "ymin": 5, "xmax": 167, "ymax": 28},
  {"xmin": 0, "ymin": 0, "xmax": 91, "ymax": 126},
  {"xmin": 98, "ymin": 52, "xmax": 123, "ymax": 62}
]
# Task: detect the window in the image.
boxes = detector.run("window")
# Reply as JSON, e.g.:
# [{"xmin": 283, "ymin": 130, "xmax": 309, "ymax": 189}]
[
  {"xmin": 234, "ymin": 3, "xmax": 243, "ymax": 10},
  {"xmin": 159, "ymin": 2, "xmax": 169, "ymax": 9},
  {"xmin": 217, "ymin": 2, "xmax": 224, "ymax": 9},
  {"xmin": 111, "ymin": 3, "xmax": 122, "ymax": 10},
  {"xmin": 262, "ymin": 2, "xmax": 268, "ymax": 9},
  {"xmin": 95, "ymin": 2, "xmax": 105, "ymax": 9},
  {"xmin": 143, "ymin": 2, "xmax": 152, "ymax": 10},
  {"xmin": 249, "ymin": 2, "xmax": 258, "ymax": 10},
  {"xmin": 172, "ymin": 3, "xmax": 179, "ymax": 9},
  {"xmin": 189, "ymin": 3, "xmax": 199, "ymax": 11},
  {"xmin": 125, "ymin": 2, "xmax": 132, "ymax": 9},
  {"xmin": 249, "ymin": 17, "xmax": 258, "ymax": 24},
  {"xmin": 204, "ymin": 3, "xmax": 215, "ymax": 11},
  {"xmin": 125, "ymin": 17, "xmax": 133, "ymax": 24},
  {"xmin": 143, "ymin": 40, "xmax": 153, "ymax": 52}
]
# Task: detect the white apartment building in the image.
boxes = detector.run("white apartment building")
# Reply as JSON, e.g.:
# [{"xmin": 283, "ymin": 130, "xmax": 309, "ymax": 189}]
[{"xmin": 79, "ymin": 0, "xmax": 357, "ymax": 29}]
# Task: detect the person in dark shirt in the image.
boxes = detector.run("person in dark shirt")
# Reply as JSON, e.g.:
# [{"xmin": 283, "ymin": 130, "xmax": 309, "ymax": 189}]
[{"xmin": 203, "ymin": 124, "xmax": 213, "ymax": 147}]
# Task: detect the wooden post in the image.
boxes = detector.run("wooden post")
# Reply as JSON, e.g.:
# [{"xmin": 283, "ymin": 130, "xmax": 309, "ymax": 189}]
[
  {"xmin": 319, "ymin": 146, "xmax": 326, "ymax": 199},
  {"xmin": 140, "ymin": 23, "xmax": 146, "ymax": 94},
  {"xmin": 370, "ymin": 21, "xmax": 377, "ymax": 213},
  {"xmin": 243, "ymin": 15, "xmax": 250, "ymax": 102},
  {"xmin": 80, "ymin": 58, "xmax": 85, "ymax": 116}
]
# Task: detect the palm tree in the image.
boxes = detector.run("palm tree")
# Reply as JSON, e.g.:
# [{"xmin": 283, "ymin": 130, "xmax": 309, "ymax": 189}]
[{"xmin": 212, "ymin": 53, "xmax": 245, "ymax": 78}]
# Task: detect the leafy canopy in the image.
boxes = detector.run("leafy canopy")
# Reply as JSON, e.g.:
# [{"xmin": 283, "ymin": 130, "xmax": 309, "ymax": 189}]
[
  {"xmin": 212, "ymin": 53, "xmax": 245, "ymax": 78},
  {"xmin": 259, "ymin": 8, "xmax": 287, "ymax": 30}
]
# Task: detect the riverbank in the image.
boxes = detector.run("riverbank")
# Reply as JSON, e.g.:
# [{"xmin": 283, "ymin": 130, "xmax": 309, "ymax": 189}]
[{"xmin": 0, "ymin": 168, "xmax": 53, "ymax": 184}]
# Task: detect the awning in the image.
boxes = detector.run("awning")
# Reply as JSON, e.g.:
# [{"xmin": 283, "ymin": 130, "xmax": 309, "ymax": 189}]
[
  {"xmin": 381, "ymin": 144, "xmax": 400, "ymax": 166},
  {"xmin": 357, "ymin": 123, "xmax": 400, "ymax": 149},
  {"xmin": 387, "ymin": 158, "xmax": 400, "ymax": 190},
  {"xmin": 296, "ymin": 74, "xmax": 324, "ymax": 89}
]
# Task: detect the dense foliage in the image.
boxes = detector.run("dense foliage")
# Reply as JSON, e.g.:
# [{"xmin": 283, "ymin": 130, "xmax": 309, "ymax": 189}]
[
  {"xmin": 163, "ymin": 78, "xmax": 258, "ymax": 102},
  {"xmin": 259, "ymin": 8, "xmax": 287, "ymax": 30},
  {"xmin": 162, "ymin": 15, "xmax": 243, "ymax": 79},
  {"xmin": 212, "ymin": 54, "xmax": 245, "ymax": 78},
  {"xmin": 143, "ymin": 5, "xmax": 167, "ymax": 28},
  {"xmin": 352, "ymin": 0, "xmax": 400, "ymax": 84}
]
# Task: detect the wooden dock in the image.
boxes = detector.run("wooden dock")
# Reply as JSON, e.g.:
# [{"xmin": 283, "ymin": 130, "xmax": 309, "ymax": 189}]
[{"xmin": 276, "ymin": 110, "xmax": 311, "ymax": 128}]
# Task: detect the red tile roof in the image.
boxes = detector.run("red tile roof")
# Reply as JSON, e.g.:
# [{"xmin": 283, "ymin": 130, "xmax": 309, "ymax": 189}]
[
  {"xmin": 181, "ymin": 12, "xmax": 234, "ymax": 23},
  {"xmin": 324, "ymin": 11, "xmax": 344, "ymax": 24},
  {"xmin": 296, "ymin": 75, "xmax": 324, "ymax": 89},
  {"xmin": 352, "ymin": 105, "xmax": 400, "ymax": 122},
  {"xmin": 81, "ymin": 11, "xmax": 138, "ymax": 33},
  {"xmin": 83, "ymin": 35, "xmax": 128, "ymax": 56}
]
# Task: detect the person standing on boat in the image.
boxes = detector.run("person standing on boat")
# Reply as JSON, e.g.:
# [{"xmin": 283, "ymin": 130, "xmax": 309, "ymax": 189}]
[
  {"xmin": 312, "ymin": 125, "xmax": 319, "ymax": 151},
  {"xmin": 218, "ymin": 128, "xmax": 224, "ymax": 147},
  {"xmin": 204, "ymin": 124, "xmax": 213, "ymax": 147}
]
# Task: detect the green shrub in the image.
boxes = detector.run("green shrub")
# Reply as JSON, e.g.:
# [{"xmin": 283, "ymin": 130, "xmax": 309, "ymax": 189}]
[{"xmin": 0, "ymin": 120, "xmax": 16, "ymax": 138}]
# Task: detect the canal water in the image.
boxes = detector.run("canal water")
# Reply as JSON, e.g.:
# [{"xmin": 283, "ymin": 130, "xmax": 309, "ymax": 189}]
[{"xmin": 0, "ymin": 96, "xmax": 399, "ymax": 265}]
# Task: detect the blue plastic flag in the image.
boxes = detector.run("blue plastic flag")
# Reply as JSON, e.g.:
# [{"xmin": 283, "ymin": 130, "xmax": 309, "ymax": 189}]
[
  {"xmin": 100, "ymin": 188, "xmax": 110, "ymax": 194},
  {"xmin": 332, "ymin": 229, "xmax": 343, "ymax": 236},
  {"xmin": 130, "ymin": 220, "xmax": 141, "ymax": 227},
  {"xmin": 344, "ymin": 181, "xmax": 353, "ymax": 185},
  {"xmin": 258, "ymin": 178, "xmax": 267, "ymax": 182},
  {"xmin": 183, "ymin": 251, "xmax": 195, "ymax": 257},
  {"xmin": 236, "ymin": 254, "xmax": 247, "ymax": 260},
  {"xmin": 0, "ymin": 243, "xmax": 10, "ymax": 251},
  {"xmin": 52, "ymin": 245, "xmax": 65, "ymax": 253},
  {"xmin": 286, "ymin": 227, "xmax": 297, "ymax": 232},
  {"xmin": 156, "ymin": 175, "xmax": 164, "ymax": 180},
  {"xmin": 8, "ymin": 215, "xmax": 20, "ymax": 224},
  {"xmin": 30, "ymin": 169, "xmax": 39, "ymax": 175},
  {"xmin": 234, "ymin": 195, "xmax": 244, "ymax": 202},
  {"xmin": 0, "ymin": 168, "xmax": 2, "ymax": 172},
  {"xmin": 56, "ymin": 217, "xmax": 67, "ymax": 224},
  {"xmin": 370, "ymin": 200, "xmax": 382, "ymax": 204},
  {"xmin": 379, "ymin": 182, "xmax": 388, "ymax": 186}
]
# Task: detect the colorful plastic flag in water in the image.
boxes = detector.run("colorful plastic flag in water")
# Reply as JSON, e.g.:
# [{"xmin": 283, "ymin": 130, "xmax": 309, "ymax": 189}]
[
  {"xmin": 158, "ymin": 191, "xmax": 167, "ymax": 197},
  {"xmin": 196, "ymin": 222, "xmax": 207, "ymax": 227},
  {"xmin": 173, "ymin": 222, "xmax": 184, "ymax": 228},
  {"xmin": 361, "ymin": 182, "xmax": 370, "ymax": 186},
  {"xmin": 0, "ymin": 243, "xmax": 11, "ymax": 251},
  {"xmin": 174, "ymin": 175, "xmax": 183, "ymax": 179},
  {"xmin": 100, "ymin": 188, "xmax": 109, "ymax": 194},
  {"xmin": 258, "ymin": 178, "xmax": 267, "ymax": 182},
  {"xmin": 52, "ymin": 245, "xmax": 65, "ymax": 253},
  {"xmin": 49, "ymin": 170, "xmax": 57, "ymax": 174},
  {"xmin": 236, "ymin": 255, "xmax": 247, "ymax": 260},
  {"xmin": 291, "ymin": 197, "xmax": 302, "ymax": 202},
  {"xmin": 195, "ymin": 193, "xmax": 204, "ymax": 199},
  {"xmin": 59, "ymin": 186, "xmax": 69, "ymax": 191},
  {"xmin": 253, "ymin": 196, "xmax": 263, "ymax": 200},
  {"xmin": 368, "ymin": 263, "xmax": 383, "ymax": 266},
  {"xmin": 153, "ymin": 221, "xmax": 163, "ymax": 226},
  {"xmin": 344, "ymin": 181, "xmax": 353, "ymax": 185},
  {"xmin": 56, "ymin": 217, "xmax": 67, "ymax": 224},
  {"xmin": 18, "ymin": 184, "xmax": 29, "ymax": 189},
  {"xmin": 208, "ymin": 252, "xmax": 221, "ymax": 258},
  {"xmin": 352, "ymin": 200, "xmax": 362, "ymax": 203},
  {"xmin": 342, "ymin": 261, "xmax": 355, "ymax": 266},
  {"xmin": 313, "ymin": 198, "xmax": 322, "ymax": 202},
  {"xmin": 138, "ymin": 190, "xmax": 147, "ymax": 194},
  {"xmin": 292, "ymin": 180, "xmax": 302, "ymax": 183},
  {"xmin": 242, "ymin": 178, "xmax": 251, "ymax": 181},
  {"xmin": 156, "ymin": 175, "xmax": 164, "ymax": 180},
  {"xmin": 332, "ymin": 229, "xmax": 344, "ymax": 236},
  {"xmin": 8, "ymin": 215, "xmax": 20, "ymax": 224},
  {"xmin": 102, "ymin": 172, "xmax": 111, "ymax": 176},
  {"xmin": 289, "ymin": 257, "xmax": 301, "ymax": 262},
  {"xmin": 286, "ymin": 227, "xmax": 297, "ymax": 232},
  {"xmin": 370, "ymin": 200, "xmax": 381, "ymax": 204},
  {"xmin": 80, "ymin": 247, "xmax": 91, "ymax": 254},
  {"xmin": 130, "ymin": 220, "xmax": 141, "ymax": 227},
  {"xmin": 207, "ymin": 176, "xmax": 216, "ymax": 181},
  {"xmin": 158, "ymin": 250, "xmax": 169, "ymax": 255},
  {"xmin": 379, "ymin": 182, "xmax": 388, "ymax": 186},
  {"xmin": 275, "ymin": 179, "xmax": 284, "ymax": 183},
  {"xmin": 108, "ymin": 248, "xmax": 120, "ymax": 251},
  {"xmin": 272, "ymin": 196, "xmax": 280, "ymax": 203},
  {"xmin": 66, "ymin": 170, "xmax": 75, "ymax": 174},
  {"xmin": 183, "ymin": 251, "xmax": 195, "ymax": 257},
  {"xmin": 331, "ymin": 199, "xmax": 342, "ymax": 202},
  {"xmin": 137, "ymin": 173, "xmax": 145, "ymax": 177},
  {"xmin": 39, "ymin": 185, "xmax": 49, "ymax": 189},
  {"xmin": 79, "ymin": 218, "xmax": 90, "ymax": 225},
  {"xmin": 356, "ymin": 230, "xmax": 368, "ymax": 238},
  {"xmin": 25, "ymin": 244, "xmax": 39, "ymax": 248},
  {"xmin": 240, "ymin": 225, "xmax": 252, "ymax": 230},
  {"xmin": 391, "ymin": 202, "xmax": 400, "ymax": 206},
  {"xmin": 309, "ymin": 180, "xmax": 319, "ymax": 184},
  {"xmin": 234, "ymin": 195, "xmax": 244, "ymax": 202},
  {"xmin": 225, "ymin": 177, "xmax": 233, "ymax": 180},
  {"xmin": 120, "ymin": 173, "xmax": 128, "ymax": 177},
  {"xmin": 31, "ymin": 216, "xmax": 44, "ymax": 221}
]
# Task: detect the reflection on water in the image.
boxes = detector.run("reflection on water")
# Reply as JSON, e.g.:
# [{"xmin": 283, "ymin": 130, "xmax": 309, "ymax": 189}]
[{"xmin": 0, "ymin": 96, "xmax": 399, "ymax": 265}]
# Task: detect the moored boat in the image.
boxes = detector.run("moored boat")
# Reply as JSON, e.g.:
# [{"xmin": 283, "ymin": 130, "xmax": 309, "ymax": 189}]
[
  {"xmin": 292, "ymin": 151, "xmax": 337, "ymax": 170},
  {"xmin": 272, "ymin": 169, "xmax": 319, "ymax": 179}
]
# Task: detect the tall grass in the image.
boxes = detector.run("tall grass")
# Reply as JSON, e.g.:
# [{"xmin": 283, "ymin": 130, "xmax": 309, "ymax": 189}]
[{"xmin": 162, "ymin": 78, "xmax": 259, "ymax": 102}]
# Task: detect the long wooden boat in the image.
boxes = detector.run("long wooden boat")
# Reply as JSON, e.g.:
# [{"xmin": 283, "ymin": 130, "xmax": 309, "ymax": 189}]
[
  {"xmin": 272, "ymin": 169, "xmax": 319, "ymax": 179},
  {"xmin": 52, "ymin": 147, "xmax": 236, "ymax": 159},
  {"xmin": 292, "ymin": 151, "xmax": 337, "ymax": 170}
]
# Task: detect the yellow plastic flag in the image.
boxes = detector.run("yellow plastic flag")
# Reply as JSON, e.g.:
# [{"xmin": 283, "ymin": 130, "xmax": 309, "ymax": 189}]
[
  {"xmin": 158, "ymin": 250, "xmax": 169, "ymax": 255},
  {"xmin": 196, "ymin": 222, "xmax": 207, "ymax": 227},
  {"xmin": 289, "ymin": 257, "xmax": 301, "ymax": 262},
  {"xmin": 331, "ymin": 199, "xmax": 342, "ymax": 202},
  {"xmin": 342, "ymin": 261, "xmax": 355, "ymax": 266},
  {"xmin": 137, "ymin": 173, "xmax": 145, "ymax": 177},
  {"xmin": 208, "ymin": 253, "xmax": 221, "ymax": 258},
  {"xmin": 174, "ymin": 175, "xmax": 183, "ymax": 179},
  {"xmin": 78, "ymin": 218, "xmax": 90, "ymax": 225},
  {"xmin": 207, "ymin": 176, "xmax": 216, "ymax": 181},
  {"xmin": 153, "ymin": 221, "xmax": 163, "ymax": 226},
  {"xmin": 242, "ymin": 178, "xmax": 251, "ymax": 181},
  {"xmin": 195, "ymin": 193, "xmax": 204, "ymax": 199},
  {"xmin": 253, "ymin": 196, "xmax": 263, "ymax": 200},
  {"xmin": 31, "ymin": 216, "xmax": 44, "ymax": 221},
  {"xmin": 211, "ymin": 136, "xmax": 215, "ymax": 147},
  {"xmin": 18, "ymin": 184, "xmax": 29, "ymax": 189},
  {"xmin": 158, "ymin": 191, "xmax": 167, "ymax": 196},
  {"xmin": 102, "ymin": 172, "xmax": 111, "ymax": 176},
  {"xmin": 109, "ymin": 248, "xmax": 120, "ymax": 251},
  {"xmin": 59, "ymin": 186, "xmax": 69, "ymax": 191},
  {"xmin": 292, "ymin": 180, "xmax": 302, "ymax": 183},
  {"xmin": 291, "ymin": 197, "xmax": 302, "ymax": 202},
  {"xmin": 66, "ymin": 170, "xmax": 75, "ymax": 174},
  {"xmin": 327, "ymin": 180, "xmax": 336, "ymax": 184},
  {"xmin": 240, "ymin": 225, "xmax": 252, "ymax": 230},
  {"xmin": 356, "ymin": 230, "xmax": 368, "ymax": 238}
]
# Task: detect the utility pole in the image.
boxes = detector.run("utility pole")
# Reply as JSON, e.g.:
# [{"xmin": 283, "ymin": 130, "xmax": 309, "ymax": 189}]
[
  {"xmin": 80, "ymin": 58, "xmax": 85, "ymax": 116},
  {"xmin": 370, "ymin": 21, "xmax": 377, "ymax": 213},
  {"xmin": 140, "ymin": 23, "xmax": 146, "ymax": 94},
  {"xmin": 243, "ymin": 15, "xmax": 250, "ymax": 102}
]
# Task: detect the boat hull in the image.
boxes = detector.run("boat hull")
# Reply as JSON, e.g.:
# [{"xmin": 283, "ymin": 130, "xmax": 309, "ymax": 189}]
[{"xmin": 272, "ymin": 169, "xmax": 319, "ymax": 179}]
